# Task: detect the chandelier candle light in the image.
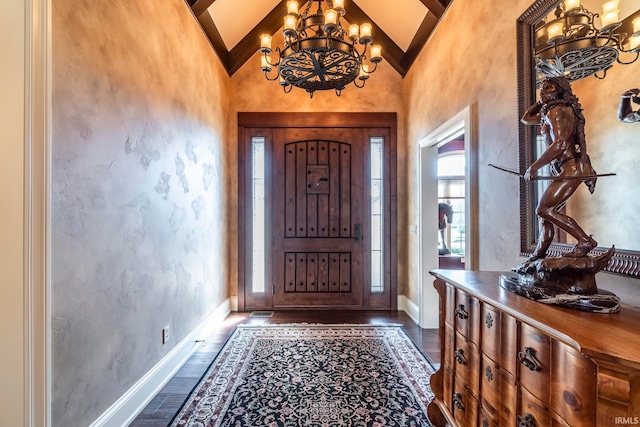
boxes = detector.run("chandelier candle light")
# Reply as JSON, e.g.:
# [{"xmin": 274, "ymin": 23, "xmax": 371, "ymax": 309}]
[
  {"xmin": 259, "ymin": 0, "xmax": 383, "ymax": 97},
  {"xmin": 535, "ymin": 0, "xmax": 640, "ymax": 82}
]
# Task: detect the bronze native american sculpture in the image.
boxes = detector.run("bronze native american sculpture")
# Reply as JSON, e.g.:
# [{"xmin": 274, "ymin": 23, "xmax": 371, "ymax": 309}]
[{"xmin": 497, "ymin": 76, "xmax": 620, "ymax": 313}]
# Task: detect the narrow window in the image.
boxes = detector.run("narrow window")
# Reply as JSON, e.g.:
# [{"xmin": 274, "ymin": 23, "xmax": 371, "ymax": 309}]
[
  {"xmin": 438, "ymin": 151, "xmax": 465, "ymax": 256},
  {"xmin": 371, "ymin": 137, "xmax": 384, "ymax": 293},
  {"xmin": 252, "ymin": 137, "xmax": 266, "ymax": 293}
]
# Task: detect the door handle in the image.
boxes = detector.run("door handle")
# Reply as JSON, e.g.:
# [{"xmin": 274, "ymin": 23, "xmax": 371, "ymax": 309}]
[{"xmin": 354, "ymin": 224, "xmax": 361, "ymax": 242}]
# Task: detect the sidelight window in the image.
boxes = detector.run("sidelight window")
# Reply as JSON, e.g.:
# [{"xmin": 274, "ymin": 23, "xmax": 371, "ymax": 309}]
[
  {"xmin": 371, "ymin": 137, "xmax": 384, "ymax": 293},
  {"xmin": 252, "ymin": 137, "xmax": 266, "ymax": 293}
]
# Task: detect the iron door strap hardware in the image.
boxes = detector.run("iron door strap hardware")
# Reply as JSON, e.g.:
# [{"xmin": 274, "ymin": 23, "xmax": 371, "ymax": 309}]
[
  {"xmin": 452, "ymin": 392, "xmax": 465, "ymax": 411},
  {"xmin": 455, "ymin": 304, "xmax": 468, "ymax": 320},
  {"xmin": 454, "ymin": 349, "xmax": 467, "ymax": 365},
  {"xmin": 518, "ymin": 413, "xmax": 536, "ymax": 427},
  {"xmin": 518, "ymin": 347, "xmax": 541, "ymax": 371},
  {"xmin": 354, "ymin": 223, "xmax": 361, "ymax": 242}
]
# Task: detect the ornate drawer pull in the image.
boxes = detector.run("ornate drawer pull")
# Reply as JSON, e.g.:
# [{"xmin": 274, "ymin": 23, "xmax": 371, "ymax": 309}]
[
  {"xmin": 452, "ymin": 392, "xmax": 465, "ymax": 411},
  {"xmin": 455, "ymin": 304, "xmax": 468, "ymax": 320},
  {"xmin": 518, "ymin": 413, "xmax": 535, "ymax": 427},
  {"xmin": 454, "ymin": 349, "xmax": 467, "ymax": 365},
  {"xmin": 485, "ymin": 365, "xmax": 493, "ymax": 382},
  {"xmin": 485, "ymin": 312, "xmax": 493, "ymax": 328},
  {"xmin": 518, "ymin": 347, "xmax": 541, "ymax": 371},
  {"xmin": 482, "ymin": 419, "xmax": 489, "ymax": 427}
]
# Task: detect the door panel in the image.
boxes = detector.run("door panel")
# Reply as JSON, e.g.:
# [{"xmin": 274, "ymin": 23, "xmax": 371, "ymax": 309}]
[
  {"xmin": 285, "ymin": 140, "xmax": 352, "ymax": 239},
  {"xmin": 238, "ymin": 112, "xmax": 397, "ymax": 311},
  {"xmin": 273, "ymin": 128, "xmax": 364, "ymax": 307}
]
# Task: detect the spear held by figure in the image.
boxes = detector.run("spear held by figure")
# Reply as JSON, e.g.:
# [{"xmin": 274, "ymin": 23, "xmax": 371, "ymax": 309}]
[{"xmin": 488, "ymin": 164, "xmax": 616, "ymax": 180}]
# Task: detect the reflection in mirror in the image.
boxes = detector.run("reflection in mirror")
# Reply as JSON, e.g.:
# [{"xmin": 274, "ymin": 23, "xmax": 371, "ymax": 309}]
[
  {"xmin": 534, "ymin": 0, "xmax": 640, "ymax": 83},
  {"xmin": 517, "ymin": 0, "xmax": 640, "ymax": 277}
]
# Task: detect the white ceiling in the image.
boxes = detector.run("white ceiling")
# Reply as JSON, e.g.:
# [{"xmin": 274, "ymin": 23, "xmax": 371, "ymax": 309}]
[
  {"xmin": 209, "ymin": 0, "xmax": 428, "ymax": 52},
  {"xmin": 209, "ymin": 0, "xmax": 281, "ymax": 51}
]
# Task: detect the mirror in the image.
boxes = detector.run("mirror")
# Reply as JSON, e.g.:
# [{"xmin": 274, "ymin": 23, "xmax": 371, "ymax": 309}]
[{"xmin": 517, "ymin": 0, "xmax": 640, "ymax": 277}]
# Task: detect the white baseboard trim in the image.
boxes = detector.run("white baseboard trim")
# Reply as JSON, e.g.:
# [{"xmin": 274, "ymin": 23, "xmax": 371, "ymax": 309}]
[
  {"xmin": 398, "ymin": 295, "xmax": 420, "ymax": 325},
  {"xmin": 229, "ymin": 295, "xmax": 238, "ymax": 312},
  {"xmin": 89, "ymin": 298, "xmax": 233, "ymax": 427}
]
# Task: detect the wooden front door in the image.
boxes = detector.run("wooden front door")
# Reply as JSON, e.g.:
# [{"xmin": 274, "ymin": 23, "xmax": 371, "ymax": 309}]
[
  {"xmin": 238, "ymin": 112, "xmax": 397, "ymax": 311},
  {"xmin": 272, "ymin": 128, "xmax": 364, "ymax": 307}
]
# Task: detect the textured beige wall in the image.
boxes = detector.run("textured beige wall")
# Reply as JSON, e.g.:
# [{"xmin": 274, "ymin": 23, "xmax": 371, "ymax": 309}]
[
  {"xmin": 0, "ymin": 1, "xmax": 26, "ymax": 424},
  {"xmin": 563, "ymin": 61, "xmax": 640, "ymax": 304},
  {"xmin": 567, "ymin": 61, "xmax": 640, "ymax": 250},
  {"xmin": 404, "ymin": 0, "xmax": 640, "ymax": 306},
  {"xmin": 230, "ymin": 29, "xmax": 405, "ymax": 295},
  {"xmin": 403, "ymin": 0, "xmax": 533, "ymax": 303},
  {"xmin": 51, "ymin": 0, "xmax": 232, "ymax": 425}
]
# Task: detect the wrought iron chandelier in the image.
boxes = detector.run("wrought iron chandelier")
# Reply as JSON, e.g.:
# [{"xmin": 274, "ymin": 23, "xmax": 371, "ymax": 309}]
[
  {"xmin": 259, "ymin": 0, "xmax": 383, "ymax": 97},
  {"xmin": 534, "ymin": 0, "xmax": 639, "ymax": 83}
]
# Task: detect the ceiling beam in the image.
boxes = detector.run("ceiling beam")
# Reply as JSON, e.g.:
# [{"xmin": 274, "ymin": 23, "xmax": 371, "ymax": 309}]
[
  {"xmin": 228, "ymin": 1, "xmax": 288, "ymax": 75},
  {"xmin": 191, "ymin": 0, "xmax": 217, "ymax": 17},
  {"xmin": 344, "ymin": 1, "xmax": 406, "ymax": 76},
  {"xmin": 418, "ymin": 0, "xmax": 445, "ymax": 18},
  {"xmin": 402, "ymin": 11, "xmax": 439, "ymax": 72}
]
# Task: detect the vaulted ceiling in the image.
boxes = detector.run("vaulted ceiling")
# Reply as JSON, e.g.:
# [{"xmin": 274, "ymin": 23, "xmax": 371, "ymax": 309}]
[{"xmin": 186, "ymin": 0, "xmax": 453, "ymax": 77}]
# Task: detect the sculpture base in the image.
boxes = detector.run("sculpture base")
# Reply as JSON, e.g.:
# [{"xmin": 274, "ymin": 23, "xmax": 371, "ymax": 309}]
[
  {"xmin": 513, "ymin": 247, "xmax": 616, "ymax": 294},
  {"xmin": 500, "ymin": 272, "xmax": 620, "ymax": 313}
]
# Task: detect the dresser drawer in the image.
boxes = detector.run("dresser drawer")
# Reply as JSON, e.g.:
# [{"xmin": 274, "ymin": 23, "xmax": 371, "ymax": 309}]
[
  {"xmin": 481, "ymin": 353, "xmax": 500, "ymax": 414},
  {"xmin": 443, "ymin": 323, "xmax": 455, "ymax": 370},
  {"xmin": 518, "ymin": 385, "xmax": 551, "ymax": 427},
  {"xmin": 550, "ymin": 340, "xmax": 596, "ymax": 425},
  {"xmin": 519, "ymin": 323, "xmax": 551, "ymax": 404},
  {"xmin": 453, "ymin": 330, "xmax": 479, "ymax": 397},
  {"xmin": 481, "ymin": 303, "xmax": 500, "ymax": 361},
  {"xmin": 443, "ymin": 365, "xmax": 453, "ymax": 415},
  {"xmin": 444, "ymin": 283, "xmax": 456, "ymax": 327},
  {"xmin": 481, "ymin": 354, "xmax": 517, "ymax": 425},
  {"xmin": 454, "ymin": 289, "xmax": 480, "ymax": 343},
  {"xmin": 453, "ymin": 329, "xmax": 471, "ymax": 379},
  {"xmin": 481, "ymin": 303, "xmax": 517, "ymax": 372},
  {"xmin": 452, "ymin": 376, "xmax": 478, "ymax": 427},
  {"xmin": 500, "ymin": 312, "xmax": 518, "ymax": 376},
  {"xmin": 454, "ymin": 288, "xmax": 471, "ymax": 338},
  {"xmin": 498, "ymin": 368, "xmax": 518, "ymax": 427},
  {"xmin": 478, "ymin": 407, "xmax": 498, "ymax": 427}
]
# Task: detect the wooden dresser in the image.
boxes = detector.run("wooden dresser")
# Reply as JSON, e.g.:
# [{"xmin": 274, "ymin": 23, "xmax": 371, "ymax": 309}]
[{"xmin": 428, "ymin": 270, "xmax": 640, "ymax": 427}]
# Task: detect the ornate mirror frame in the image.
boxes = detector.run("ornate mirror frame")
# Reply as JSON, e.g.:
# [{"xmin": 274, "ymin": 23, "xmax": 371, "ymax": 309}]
[{"xmin": 516, "ymin": 0, "xmax": 640, "ymax": 277}]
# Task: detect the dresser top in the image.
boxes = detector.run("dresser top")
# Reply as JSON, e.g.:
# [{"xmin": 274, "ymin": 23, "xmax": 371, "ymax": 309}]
[{"xmin": 430, "ymin": 269, "xmax": 640, "ymax": 368}]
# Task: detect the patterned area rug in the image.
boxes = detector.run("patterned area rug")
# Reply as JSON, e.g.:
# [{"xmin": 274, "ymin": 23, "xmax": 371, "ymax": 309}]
[{"xmin": 170, "ymin": 324, "xmax": 435, "ymax": 427}]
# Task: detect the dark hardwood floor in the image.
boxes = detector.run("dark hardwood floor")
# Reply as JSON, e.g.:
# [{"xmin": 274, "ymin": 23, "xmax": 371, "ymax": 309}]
[{"xmin": 129, "ymin": 310, "xmax": 440, "ymax": 426}]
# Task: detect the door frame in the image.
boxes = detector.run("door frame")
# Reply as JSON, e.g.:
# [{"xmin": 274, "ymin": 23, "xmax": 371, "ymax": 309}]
[
  {"xmin": 24, "ymin": 0, "xmax": 52, "ymax": 424},
  {"xmin": 418, "ymin": 104, "xmax": 478, "ymax": 328},
  {"xmin": 237, "ymin": 112, "xmax": 397, "ymax": 311}
]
